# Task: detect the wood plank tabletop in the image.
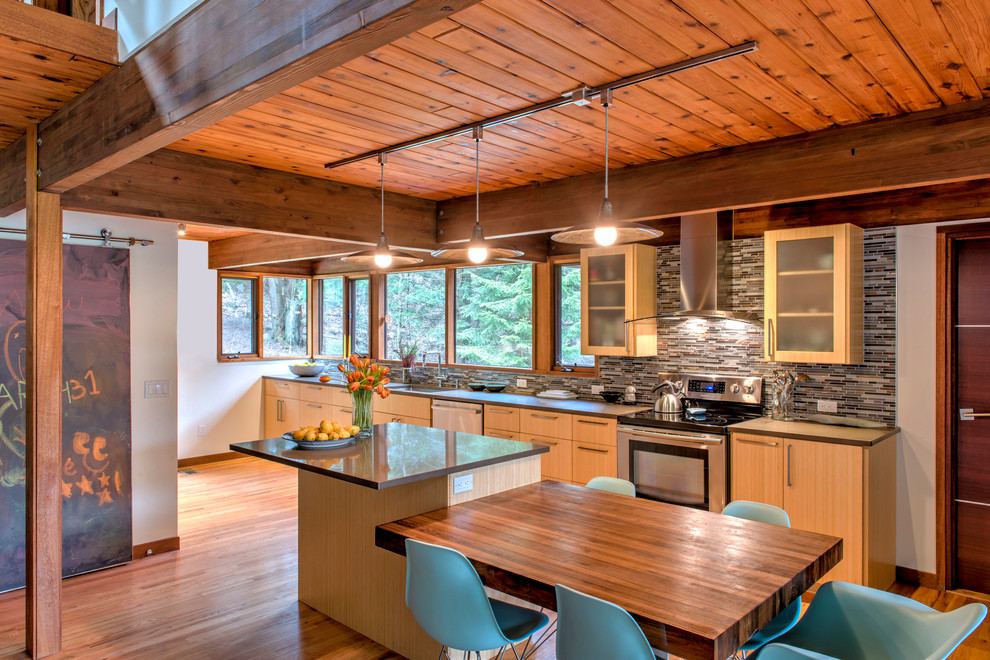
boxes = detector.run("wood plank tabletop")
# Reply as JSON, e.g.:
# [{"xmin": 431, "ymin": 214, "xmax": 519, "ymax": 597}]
[{"xmin": 376, "ymin": 481, "xmax": 842, "ymax": 660}]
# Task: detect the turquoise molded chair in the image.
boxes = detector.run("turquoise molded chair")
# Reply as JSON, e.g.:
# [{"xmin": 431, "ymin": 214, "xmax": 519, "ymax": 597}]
[
  {"xmin": 753, "ymin": 644, "xmax": 838, "ymax": 660},
  {"xmin": 555, "ymin": 584, "xmax": 656, "ymax": 660},
  {"xmin": 585, "ymin": 476, "xmax": 636, "ymax": 497},
  {"xmin": 751, "ymin": 580, "xmax": 987, "ymax": 660},
  {"xmin": 722, "ymin": 501, "xmax": 800, "ymax": 657},
  {"xmin": 405, "ymin": 538, "xmax": 549, "ymax": 660}
]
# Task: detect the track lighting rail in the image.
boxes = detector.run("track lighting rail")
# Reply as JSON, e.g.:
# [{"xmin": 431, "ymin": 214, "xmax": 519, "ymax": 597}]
[{"xmin": 323, "ymin": 42, "xmax": 758, "ymax": 171}]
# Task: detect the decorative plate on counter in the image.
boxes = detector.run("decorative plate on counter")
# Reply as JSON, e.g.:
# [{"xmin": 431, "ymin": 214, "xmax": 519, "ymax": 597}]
[{"xmin": 281, "ymin": 432, "xmax": 356, "ymax": 450}]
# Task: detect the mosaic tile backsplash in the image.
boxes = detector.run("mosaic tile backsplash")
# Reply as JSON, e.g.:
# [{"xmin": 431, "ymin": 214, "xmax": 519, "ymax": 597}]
[{"xmin": 414, "ymin": 227, "xmax": 897, "ymax": 425}]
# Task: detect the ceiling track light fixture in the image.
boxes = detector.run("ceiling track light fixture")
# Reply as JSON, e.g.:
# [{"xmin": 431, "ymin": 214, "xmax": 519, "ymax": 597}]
[
  {"xmin": 431, "ymin": 128, "xmax": 524, "ymax": 264},
  {"xmin": 342, "ymin": 154, "xmax": 423, "ymax": 269},
  {"xmin": 550, "ymin": 92, "xmax": 663, "ymax": 247}
]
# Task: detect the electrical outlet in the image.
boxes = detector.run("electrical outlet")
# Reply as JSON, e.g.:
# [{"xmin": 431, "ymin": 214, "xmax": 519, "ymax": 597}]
[
  {"xmin": 453, "ymin": 474, "xmax": 473, "ymax": 494},
  {"xmin": 817, "ymin": 400, "xmax": 838, "ymax": 413},
  {"xmin": 197, "ymin": 424, "xmax": 207, "ymax": 437},
  {"xmin": 516, "ymin": 378, "xmax": 527, "ymax": 388},
  {"xmin": 590, "ymin": 384, "xmax": 604, "ymax": 394}
]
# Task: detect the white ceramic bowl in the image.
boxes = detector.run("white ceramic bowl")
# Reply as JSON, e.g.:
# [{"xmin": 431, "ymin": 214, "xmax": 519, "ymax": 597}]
[{"xmin": 289, "ymin": 364, "xmax": 323, "ymax": 377}]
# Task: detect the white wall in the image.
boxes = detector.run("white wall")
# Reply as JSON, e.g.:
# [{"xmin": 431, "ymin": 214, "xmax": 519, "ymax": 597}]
[
  {"xmin": 7, "ymin": 209, "xmax": 178, "ymax": 545},
  {"xmin": 103, "ymin": 0, "xmax": 205, "ymax": 57},
  {"xmin": 177, "ymin": 241, "xmax": 294, "ymax": 459}
]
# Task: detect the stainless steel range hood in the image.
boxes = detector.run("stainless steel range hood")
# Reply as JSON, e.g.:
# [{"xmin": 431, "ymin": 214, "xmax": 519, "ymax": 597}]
[{"xmin": 658, "ymin": 211, "xmax": 761, "ymax": 324}]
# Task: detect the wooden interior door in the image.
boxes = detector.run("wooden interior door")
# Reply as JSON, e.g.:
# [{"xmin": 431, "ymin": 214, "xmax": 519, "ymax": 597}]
[{"xmin": 952, "ymin": 237, "xmax": 990, "ymax": 593}]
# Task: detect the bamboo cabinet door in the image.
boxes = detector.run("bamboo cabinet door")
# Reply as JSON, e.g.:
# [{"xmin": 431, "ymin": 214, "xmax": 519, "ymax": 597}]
[
  {"xmin": 523, "ymin": 435, "xmax": 572, "ymax": 482},
  {"xmin": 264, "ymin": 395, "xmax": 299, "ymax": 438},
  {"xmin": 783, "ymin": 439, "xmax": 864, "ymax": 585},
  {"xmin": 580, "ymin": 244, "xmax": 657, "ymax": 357},
  {"xmin": 572, "ymin": 443, "xmax": 617, "ymax": 483},
  {"xmin": 764, "ymin": 224, "xmax": 863, "ymax": 364},
  {"xmin": 730, "ymin": 433, "xmax": 784, "ymax": 508}
]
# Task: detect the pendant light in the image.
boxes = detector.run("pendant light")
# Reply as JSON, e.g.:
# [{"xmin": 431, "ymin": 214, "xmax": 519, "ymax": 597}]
[
  {"xmin": 342, "ymin": 155, "xmax": 422, "ymax": 268},
  {"xmin": 551, "ymin": 91, "xmax": 662, "ymax": 246},
  {"xmin": 432, "ymin": 128, "xmax": 523, "ymax": 263}
]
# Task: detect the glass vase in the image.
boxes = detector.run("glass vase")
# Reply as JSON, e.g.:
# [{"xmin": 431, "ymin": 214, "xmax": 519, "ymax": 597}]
[{"xmin": 351, "ymin": 389, "xmax": 374, "ymax": 436}]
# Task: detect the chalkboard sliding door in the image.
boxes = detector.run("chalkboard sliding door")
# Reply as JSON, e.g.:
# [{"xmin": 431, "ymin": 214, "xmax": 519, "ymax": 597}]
[{"xmin": 0, "ymin": 239, "xmax": 132, "ymax": 593}]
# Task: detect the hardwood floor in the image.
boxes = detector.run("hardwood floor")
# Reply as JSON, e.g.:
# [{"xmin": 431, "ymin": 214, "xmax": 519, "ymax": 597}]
[{"xmin": 0, "ymin": 456, "xmax": 986, "ymax": 659}]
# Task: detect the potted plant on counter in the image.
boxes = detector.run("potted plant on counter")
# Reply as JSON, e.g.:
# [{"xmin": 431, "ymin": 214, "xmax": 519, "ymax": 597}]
[{"xmin": 338, "ymin": 355, "xmax": 391, "ymax": 436}]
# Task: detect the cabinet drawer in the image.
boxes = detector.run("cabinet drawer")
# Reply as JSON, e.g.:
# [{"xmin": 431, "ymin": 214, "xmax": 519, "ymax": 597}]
[
  {"xmin": 265, "ymin": 379, "xmax": 299, "ymax": 399},
  {"xmin": 298, "ymin": 401, "xmax": 331, "ymax": 424},
  {"xmin": 523, "ymin": 435, "xmax": 572, "ymax": 482},
  {"xmin": 483, "ymin": 427, "xmax": 519, "ymax": 441},
  {"xmin": 393, "ymin": 415, "xmax": 431, "ymax": 428},
  {"xmin": 298, "ymin": 383, "xmax": 332, "ymax": 405},
  {"xmin": 330, "ymin": 387, "xmax": 352, "ymax": 408},
  {"xmin": 520, "ymin": 409, "xmax": 572, "ymax": 439},
  {"xmin": 332, "ymin": 406, "xmax": 353, "ymax": 422},
  {"xmin": 381, "ymin": 393, "xmax": 431, "ymax": 419},
  {"xmin": 730, "ymin": 433, "xmax": 784, "ymax": 508},
  {"xmin": 572, "ymin": 415, "xmax": 616, "ymax": 446},
  {"xmin": 484, "ymin": 405, "xmax": 520, "ymax": 432},
  {"xmin": 572, "ymin": 441, "xmax": 617, "ymax": 484}
]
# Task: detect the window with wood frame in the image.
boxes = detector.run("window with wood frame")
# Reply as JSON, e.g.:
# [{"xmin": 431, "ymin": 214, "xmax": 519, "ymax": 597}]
[
  {"xmin": 454, "ymin": 263, "xmax": 534, "ymax": 369},
  {"xmin": 350, "ymin": 277, "xmax": 371, "ymax": 356},
  {"xmin": 318, "ymin": 277, "xmax": 346, "ymax": 357},
  {"xmin": 385, "ymin": 269, "xmax": 445, "ymax": 362},
  {"xmin": 555, "ymin": 262, "xmax": 595, "ymax": 368},
  {"xmin": 261, "ymin": 276, "xmax": 309, "ymax": 357},
  {"xmin": 219, "ymin": 275, "xmax": 258, "ymax": 358}
]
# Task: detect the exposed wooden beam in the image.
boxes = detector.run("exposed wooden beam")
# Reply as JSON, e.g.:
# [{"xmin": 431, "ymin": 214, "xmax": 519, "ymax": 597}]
[
  {"xmin": 57, "ymin": 150, "xmax": 438, "ymax": 250},
  {"xmin": 209, "ymin": 234, "xmax": 375, "ymax": 270},
  {"xmin": 28, "ymin": 0, "xmax": 483, "ymax": 198},
  {"xmin": 437, "ymin": 99, "xmax": 990, "ymax": 240},
  {"xmin": 0, "ymin": 136, "xmax": 26, "ymax": 216},
  {"xmin": 0, "ymin": 0, "xmax": 117, "ymax": 63},
  {"xmin": 24, "ymin": 124, "xmax": 62, "ymax": 659}
]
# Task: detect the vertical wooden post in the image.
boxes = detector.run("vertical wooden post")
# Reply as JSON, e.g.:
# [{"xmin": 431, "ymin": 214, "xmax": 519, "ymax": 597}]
[{"xmin": 25, "ymin": 123, "xmax": 63, "ymax": 658}]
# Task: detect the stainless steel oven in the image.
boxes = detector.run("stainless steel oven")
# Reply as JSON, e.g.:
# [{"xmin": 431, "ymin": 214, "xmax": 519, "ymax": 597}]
[{"xmin": 617, "ymin": 425, "xmax": 726, "ymax": 512}]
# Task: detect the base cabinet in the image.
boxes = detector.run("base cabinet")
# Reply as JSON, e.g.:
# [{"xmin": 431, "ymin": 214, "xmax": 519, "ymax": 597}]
[
  {"xmin": 264, "ymin": 395, "xmax": 299, "ymax": 438},
  {"xmin": 730, "ymin": 432, "xmax": 895, "ymax": 589},
  {"xmin": 572, "ymin": 443, "xmax": 616, "ymax": 485}
]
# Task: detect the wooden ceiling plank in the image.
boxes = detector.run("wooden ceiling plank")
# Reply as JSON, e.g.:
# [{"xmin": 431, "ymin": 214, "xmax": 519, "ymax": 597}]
[
  {"xmin": 867, "ymin": 0, "xmax": 984, "ymax": 104},
  {"xmin": 435, "ymin": 98, "xmax": 990, "ymax": 240},
  {"xmin": 666, "ymin": 0, "xmax": 871, "ymax": 125},
  {"xmin": 928, "ymin": 0, "xmax": 990, "ymax": 94},
  {"xmin": 416, "ymin": 17, "xmax": 462, "ymax": 39},
  {"xmin": 616, "ymin": 87, "xmax": 744, "ymax": 151},
  {"xmin": 30, "ymin": 0, "xmax": 486, "ymax": 196},
  {"xmin": 730, "ymin": 0, "xmax": 903, "ymax": 116},
  {"xmin": 798, "ymin": 0, "xmax": 941, "ymax": 112},
  {"xmin": 316, "ymin": 68, "xmax": 457, "ymax": 116},
  {"xmin": 55, "ymin": 150, "xmax": 440, "ymax": 249},
  {"xmin": 209, "ymin": 234, "xmax": 377, "ymax": 270},
  {"xmin": 0, "ymin": 0, "xmax": 118, "ymax": 64},
  {"xmin": 433, "ymin": 25, "xmax": 581, "ymax": 94}
]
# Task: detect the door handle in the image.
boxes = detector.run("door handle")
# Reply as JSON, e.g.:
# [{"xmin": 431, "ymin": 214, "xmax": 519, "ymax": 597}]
[
  {"xmin": 306, "ymin": 403, "xmax": 321, "ymax": 409},
  {"xmin": 959, "ymin": 408, "xmax": 990, "ymax": 420},
  {"xmin": 577, "ymin": 419, "xmax": 608, "ymax": 426},
  {"xmin": 768, "ymin": 317, "xmax": 775, "ymax": 360},
  {"xmin": 530, "ymin": 414, "xmax": 558, "ymax": 420},
  {"xmin": 488, "ymin": 409, "xmax": 514, "ymax": 414},
  {"xmin": 736, "ymin": 438, "xmax": 779, "ymax": 447},
  {"xmin": 277, "ymin": 399, "xmax": 283, "ymax": 422},
  {"xmin": 786, "ymin": 444, "xmax": 792, "ymax": 487},
  {"xmin": 577, "ymin": 446, "xmax": 608, "ymax": 454}
]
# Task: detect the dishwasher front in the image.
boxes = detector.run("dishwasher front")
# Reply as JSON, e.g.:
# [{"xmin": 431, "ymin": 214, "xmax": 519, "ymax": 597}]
[{"xmin": 430, "ymin": 400, "xmax": 484, "ymax": 434}]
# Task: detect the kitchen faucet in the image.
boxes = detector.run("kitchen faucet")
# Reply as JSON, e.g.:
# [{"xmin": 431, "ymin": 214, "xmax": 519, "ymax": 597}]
[{"xmin": 423, "ymin": 351, "xmax": 448, "ymax": 387}]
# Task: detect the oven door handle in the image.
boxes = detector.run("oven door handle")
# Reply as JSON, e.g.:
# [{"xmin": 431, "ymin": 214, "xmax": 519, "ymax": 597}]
[{"xmin": 620, "ymin": 430, "xmax": 722, "ymax": 445}]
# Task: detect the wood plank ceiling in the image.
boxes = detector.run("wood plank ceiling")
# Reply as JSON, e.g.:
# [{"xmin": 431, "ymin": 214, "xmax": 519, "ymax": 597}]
[{"xmin": 168, "ymin": 0, "xmax": 990, "ymax": 202}]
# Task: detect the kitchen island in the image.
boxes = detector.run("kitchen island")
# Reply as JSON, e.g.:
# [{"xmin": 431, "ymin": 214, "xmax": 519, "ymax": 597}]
[{"xmin": 231, "ymin": 423, "xmax": 547, "ymax": 660}]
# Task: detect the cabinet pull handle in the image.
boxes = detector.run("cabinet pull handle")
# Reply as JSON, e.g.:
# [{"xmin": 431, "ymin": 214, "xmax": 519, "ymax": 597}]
[
  {"xmin": 769, "ymin": 317, "xmax": 776, "ymax": 361},
  {"xmin": 531, "ymin": 439, "xmax": 557, "ymax": 446},
  {"xmin": 489, "ymin": 409, "xmax": 514, "ymax": 414},
  {"xmin": 488, "ymin": 432, "xmax": 512, "ymax": 439},
  {"xmin": 625, "ymin": 319, "xmax": 630, "ymax": 354},
  {"xmin": 306, "ymin": 403, "xmax": 321, "ymax": 409},
  {"xmin": 786, "ymin": 444, "xmax": 792, "ymax": 487},
  {"xmin": 277, "ymin": 399, "xmax": 283, "ymax": 422},
  {"xmin": 577, "ymin": 446, "xmax": 608, "ymax": 454},
  {"xmin": 736, "ymin": 438, "xmax": 779, "ymax": 447},
  {"xmin": 531, "ymin": 414, "xmax": 558, "ymax": 420},
  {"xmin": 577, "ymin": 419, "xmax": 608, "ymax": 426}
]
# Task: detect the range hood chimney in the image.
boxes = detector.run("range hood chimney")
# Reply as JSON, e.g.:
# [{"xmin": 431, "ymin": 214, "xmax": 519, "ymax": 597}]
[{"xmin": 659, "ymin": 211, "xmax": 761, "ymax": 324}]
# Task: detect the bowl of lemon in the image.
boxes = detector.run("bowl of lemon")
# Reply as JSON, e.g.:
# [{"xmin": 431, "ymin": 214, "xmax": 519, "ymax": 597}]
[{"xmin": 284, "ymin": 419, "xmax": 361, "ymax": 449}]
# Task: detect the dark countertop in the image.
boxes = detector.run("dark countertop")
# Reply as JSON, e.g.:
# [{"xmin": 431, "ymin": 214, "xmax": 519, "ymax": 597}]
[
  {"xmin": 728, "ymin": 417, "xmax": 898, "ymax": 447},
  {"xmin": 265, "ymin": 374, "xmax": 652, "ymax": 418},
  {"xmin": 230, "ymin": 422, "xmax": 548, "ymax": 489}
]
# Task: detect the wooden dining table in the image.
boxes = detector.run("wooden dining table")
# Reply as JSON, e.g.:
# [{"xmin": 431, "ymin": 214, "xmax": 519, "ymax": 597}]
[{"xmin": 376, "ymin": 481, "xmax": 842, "ymax": 660}]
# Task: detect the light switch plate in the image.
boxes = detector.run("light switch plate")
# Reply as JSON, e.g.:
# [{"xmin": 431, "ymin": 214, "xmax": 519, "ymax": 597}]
[
  {"xmin": 590, "ymin": 384, "xmax": 604, "ymax": 394},
  {"xmin": 453, "ymin": 474, "xmax": 473, "ymax": 494},
  {"xmin": 516, "ymin": 378, "xmax": 527, "ymax": 388},
  {"xmin": 144, "ymin": 380, "xmax": 170, "ymax": 398},
  {"xmin": 198, "ymin": 424, "xmax": 207, "ymax": 437},
  {"xmin": 817, "ymin": 400, "xmax": 838, "ymax": 413}
]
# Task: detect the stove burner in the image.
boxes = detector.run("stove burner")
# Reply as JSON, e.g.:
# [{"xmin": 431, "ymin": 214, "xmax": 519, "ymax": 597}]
[{"xmin": 617, "ymin": 407, "xmax": 761, "ymax": 434}]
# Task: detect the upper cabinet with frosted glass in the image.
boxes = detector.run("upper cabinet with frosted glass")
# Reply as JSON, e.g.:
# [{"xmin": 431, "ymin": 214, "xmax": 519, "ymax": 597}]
[
  {"xmin": 580, "ymin": 244, "xmax": 657, "ymax": 357},
  {"xmin": 764, "ymin": 224, "xmax": 863, "ymax": 364}
]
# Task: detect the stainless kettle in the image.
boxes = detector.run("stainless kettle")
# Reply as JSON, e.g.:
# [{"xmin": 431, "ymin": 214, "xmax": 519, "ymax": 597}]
[{"xmin": 652, "ymin": 380, "xmax": 685, "ymax": 415}]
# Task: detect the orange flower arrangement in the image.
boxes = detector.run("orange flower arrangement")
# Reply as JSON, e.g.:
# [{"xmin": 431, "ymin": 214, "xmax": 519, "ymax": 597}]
[{"xmin": 338, "ymin": 355, "xmax": 390, "ymax": 433}]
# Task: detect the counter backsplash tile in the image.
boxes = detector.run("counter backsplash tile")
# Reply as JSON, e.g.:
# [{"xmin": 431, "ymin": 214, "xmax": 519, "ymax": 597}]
[{"xmin": 415, "ymin": 228, "xmax": 896, "ymax": 425}]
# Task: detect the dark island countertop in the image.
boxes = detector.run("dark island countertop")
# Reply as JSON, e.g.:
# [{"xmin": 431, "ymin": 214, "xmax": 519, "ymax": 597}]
[
  {"xmin": 230, "ymin": 422, "xmax": 548, "ymax": 489},
  {"xmin": 264, "ymin": 374, "xmax": 652, "ymax": 418}
]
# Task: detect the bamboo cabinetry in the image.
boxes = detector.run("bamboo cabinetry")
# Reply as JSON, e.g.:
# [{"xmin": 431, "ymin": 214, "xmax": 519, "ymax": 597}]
[
  {"xmin": 580, "ymin": 243, "xmax": 657, "ymax": 357},
  {"xmin": 264, "ymin": 379, "xmax": 300, "ymax": 438},
  {"xmin": 729, "ymin": 431, "xmax": 896, "ymax": 589},
  {"xmin": 764, "ymin": 223, "xmax": 863, "ymax": 364},
  {"xmin": 484, "ymin": 405, "xmax": 618, "ymax": 484},
  {"xmin": 374, "ymin": 392, "xmax": 432, "ymax": 427}
]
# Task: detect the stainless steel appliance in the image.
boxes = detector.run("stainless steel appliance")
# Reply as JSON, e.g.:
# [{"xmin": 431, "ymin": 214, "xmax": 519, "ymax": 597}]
[
  {"xmin": 617, "ymin": 373, "xmax": 763, "ymax": 512},
  {"xmin": 431, "ymin": 400, "xmax": 483, "ymax": 434}
]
